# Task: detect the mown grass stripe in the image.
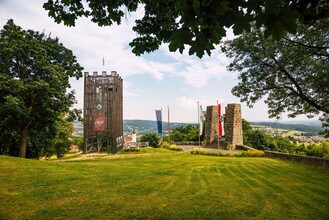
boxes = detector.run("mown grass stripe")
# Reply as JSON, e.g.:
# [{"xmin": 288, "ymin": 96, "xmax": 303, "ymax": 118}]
[{"xmin": 1, "ymin": 150, "xmax": 329, "ymax": 219}]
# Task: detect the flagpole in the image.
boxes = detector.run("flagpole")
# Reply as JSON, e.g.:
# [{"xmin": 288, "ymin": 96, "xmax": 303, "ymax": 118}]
[
  {"xmin": 217, "ymin": 100, "xmax": 219, "ymax": 156},
  {"xmin": 161, "ymin": 108, "xmax": 163, "ymax": 147},
  {"xmin": 198, "ymin": 101, "xmax": 200, "ymax": 154},
  {"xmin": 168, "ymin": 105, "xmax": 170, "ymax": 144}
]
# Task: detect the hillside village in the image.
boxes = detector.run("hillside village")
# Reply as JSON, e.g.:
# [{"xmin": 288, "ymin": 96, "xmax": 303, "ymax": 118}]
[{"xmin": 251, "ymin": 125, "xmax": 328, "ymax": 144}]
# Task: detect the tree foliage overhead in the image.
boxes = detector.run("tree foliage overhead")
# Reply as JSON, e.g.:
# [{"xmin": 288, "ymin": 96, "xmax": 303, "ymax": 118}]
[
  {"xmin": 221, "ymin": 19, "xmax": 329, "ymax": 136},
  {"xmin": 43, "ymin": 0, "xmax": 328, "ymax": 58},
  {"xmin": 0, "ymin": 19, "xmax": 83, "ymax": 158}
]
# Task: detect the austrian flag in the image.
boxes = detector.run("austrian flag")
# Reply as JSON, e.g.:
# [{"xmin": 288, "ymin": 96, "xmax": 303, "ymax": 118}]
[{"xmin": 218, "ymin": 104, "xmax": 223, "ymax": 137}]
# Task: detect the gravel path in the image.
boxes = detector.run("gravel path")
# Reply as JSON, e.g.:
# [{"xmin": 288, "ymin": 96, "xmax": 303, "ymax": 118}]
[{"xmin": 179, "ymin": 145, "xmax": 244, "ymax": 155}]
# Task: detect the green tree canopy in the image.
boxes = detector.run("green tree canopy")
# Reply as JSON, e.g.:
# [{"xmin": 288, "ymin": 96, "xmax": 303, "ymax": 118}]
[
  {"xmin": 140, "ymin": 132, "xmax": 160, "ymax": 147},
  {"xmin": 0, "ymin": 19, "xmax": 83, "ymax": 158},
  {"xmin": 242, "ymin": 119, "xmax": 252, "ymax": 132},
  {"xmin": 221, "ymin": 19, "xmax": 329, "ymax": 136},
  {"xmin": 43, "ymin": 0, "xmax": 328, "ymax": 58},
  {"xmin": 170, "ymin": 124, "xmax": 199, "ymax": 142},
  {"xmin": 140, "ymin": 133, "xmax": 160, "ymax": 147},
  {"xmin": 45, "ymin": 113, "xmax": 76, "ymax": 158}
]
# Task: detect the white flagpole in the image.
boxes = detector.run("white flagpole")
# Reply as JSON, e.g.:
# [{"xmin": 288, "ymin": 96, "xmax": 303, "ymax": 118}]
[
  {"xmin": 168, "ymin": 105, "xmax": 170, "ymax": 144},
  {"xmin": 161, "ymin": 108, "xmax": 163, "ymax": 147},
  {"xmin": 198, "ymin": 101, "xmax": 201, "ymax": 154},
  {"xmin": 217, "ymin": 100, "xmax": 220, "ymax": 156}
]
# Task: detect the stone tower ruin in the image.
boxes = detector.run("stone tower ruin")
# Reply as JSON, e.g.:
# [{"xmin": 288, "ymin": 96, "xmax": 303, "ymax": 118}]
[
  {"xmin": 225, "ymin": 104, "xmax": 243, "ymax": 148},
  {"xmin": 204, "ymin": 103, "xmax": 243, "ymax": 149},
  {"xmin": 204, "ymin": 106, "xmax": 219, "ymax": 145}
]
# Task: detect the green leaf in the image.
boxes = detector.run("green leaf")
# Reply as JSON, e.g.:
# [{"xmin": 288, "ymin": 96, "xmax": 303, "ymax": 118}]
[
  {"xmin": 192, "ymin": 0, "xmax": 200, "ymax": 15},
  {"xmin": 280, "ymin": 9, "xmax": 300, "ymax": 34},
  {"xmin": 218, "ymin": 0, "xmax": 230, "ymax": 16}
]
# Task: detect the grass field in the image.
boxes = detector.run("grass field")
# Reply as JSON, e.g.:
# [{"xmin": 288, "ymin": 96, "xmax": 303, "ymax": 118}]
[{"xmin": 1, "ymin": 148, "xmax": 329, "ymax": 219}]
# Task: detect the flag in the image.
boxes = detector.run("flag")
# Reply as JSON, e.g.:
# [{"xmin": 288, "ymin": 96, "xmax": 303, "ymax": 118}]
[
  {"xmin": 102, "ymin": 56, "xmax": 105, "ymax": 66},
  {"xmin": 155, "ymin": 110, "xmax": 162, "ymax": 134},
  {"xmin": 199, "ymin": 105, "xmax": 205, "ymax": 136},
  {"xmin": 218, "ymin": 104, "xmax": 223, "ymax": 137}
]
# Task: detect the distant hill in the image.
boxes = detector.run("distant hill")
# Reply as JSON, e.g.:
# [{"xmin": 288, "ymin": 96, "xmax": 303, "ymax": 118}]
[
  {"xmin": 123, "ymin": 119, "xmax": 197, "ymax": 134},
  {"xmin": 74, "ymin": 121, "xmax": 83, "ymax": 136},
  {"xmin": 74, "ymin": 120, "xmax": 197, "ymax": 136},
  {"xmin": 279, "ymin": 119, "xmax": 323, "ymax": 127},
  {"xmin": 250, "ymin": 121, "xmax": 323, "ymax": 133}
]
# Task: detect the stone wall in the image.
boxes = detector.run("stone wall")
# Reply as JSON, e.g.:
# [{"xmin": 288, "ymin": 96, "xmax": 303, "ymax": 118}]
[
  {"xmin": 175, "ymin": 141, "xmax": 199, "ymax": 145},
  {"xmin": 225, "ymin": 104, "xmax": 243, "ymax": 149},
  {"xmin": 204, "ymin": 106, "xmax": 218, "ymax": 145},
  {"xmin": 236, "ymin": 145, "xmax": 257, "ymax": 151},
  {"xmin": 264, "ymin": 151, "xmax": 329, "ymax": 169}
]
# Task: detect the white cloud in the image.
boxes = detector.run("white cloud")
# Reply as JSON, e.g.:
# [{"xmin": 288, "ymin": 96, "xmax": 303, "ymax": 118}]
[
  {"xmin": 158, "ymin": 43, "xmax": 235, "ymax": 88},
  {"xmin": 124, "ymin": 91, "xmax": 140, "ymax": 97},
  {"xmin": 175, "ymin": 96, "xmax": 196, "ymax": 109}
]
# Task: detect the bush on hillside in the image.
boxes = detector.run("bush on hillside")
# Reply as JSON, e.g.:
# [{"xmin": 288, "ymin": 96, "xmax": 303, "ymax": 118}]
[
  {"xmin": 293, "ymin": 142, "xmax": 329, "ymax": 158},
  {"xmin": 140, "ymin": 133, "xmax": 160, "ymax": 148},
  {"xmin": 162, "ymin": 141, "xmax": 170, "ymax": 149},
  {"xmin": 162, "ymin": 142, "xmax": 183, "ymax": 151}
]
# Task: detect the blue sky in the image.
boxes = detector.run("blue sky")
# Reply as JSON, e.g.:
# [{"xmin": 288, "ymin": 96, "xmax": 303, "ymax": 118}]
[{"xmin": 0, "ymin": 0, "xmax": 312, "ymax": 123}]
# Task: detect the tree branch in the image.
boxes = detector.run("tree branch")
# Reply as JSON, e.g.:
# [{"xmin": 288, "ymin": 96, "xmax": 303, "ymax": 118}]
[
  {"xmin": 272, "ymin": 61, "xmax": 329, "ymax": 114},
  {"xmin": 283, "ymin": 37, "xmax": 329, "ymax": 50}
]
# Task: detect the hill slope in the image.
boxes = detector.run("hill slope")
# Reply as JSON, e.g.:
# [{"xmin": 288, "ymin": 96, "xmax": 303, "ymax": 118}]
[{"xmin": 1, "ymin": 150, "xmax": 329, "ymax": 219}]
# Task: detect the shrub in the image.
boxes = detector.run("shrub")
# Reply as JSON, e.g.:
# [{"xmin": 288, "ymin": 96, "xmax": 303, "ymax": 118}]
[
  {"xmin": 162, "ymin": 141, "xmax": 170, "ymax": 149},
  {"xmin": 235, "ymin": 150, "xmax": 265, "ymax": 157},
  {"xmin": 190, "ymin": 148, "xmax": 221, "ymax": 156},
  {"xmin": 162, "ymin": 142, "xmax": 183, "ymax": 151},
  {"xmin": 190, "ymin": 148, "xmax": 265, "ymax": 157},
  {"xmin": 124, "ymin": 147, "xmax": 140, "ymax": 152},
  {"xmin": 168, "ymin": 144, "xmax": 183, "ymax": 151},
  {"xmin": 140, "ymin": 133, "xmax": 160, "ymax": 147},
  {"xmin": 249, "ymin": 150, "xmax": 266, "ymax": 157}
]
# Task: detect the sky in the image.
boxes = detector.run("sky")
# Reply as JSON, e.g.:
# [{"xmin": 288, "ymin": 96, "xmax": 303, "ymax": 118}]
[{"xmin": 0, "ymin": 0, "xmax": 312, "ymax": 123}]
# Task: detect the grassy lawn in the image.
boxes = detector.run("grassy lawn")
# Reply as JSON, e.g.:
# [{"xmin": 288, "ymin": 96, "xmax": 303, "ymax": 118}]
[{"xmin": 1, "ymin": 148, "xmax": 329, "ymax": 219}]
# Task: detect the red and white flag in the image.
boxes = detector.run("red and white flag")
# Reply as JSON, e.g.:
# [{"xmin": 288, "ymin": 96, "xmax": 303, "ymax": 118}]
[{"xmin": 218, "ymin": 104, "xmax": 223, "ymax": 137}]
